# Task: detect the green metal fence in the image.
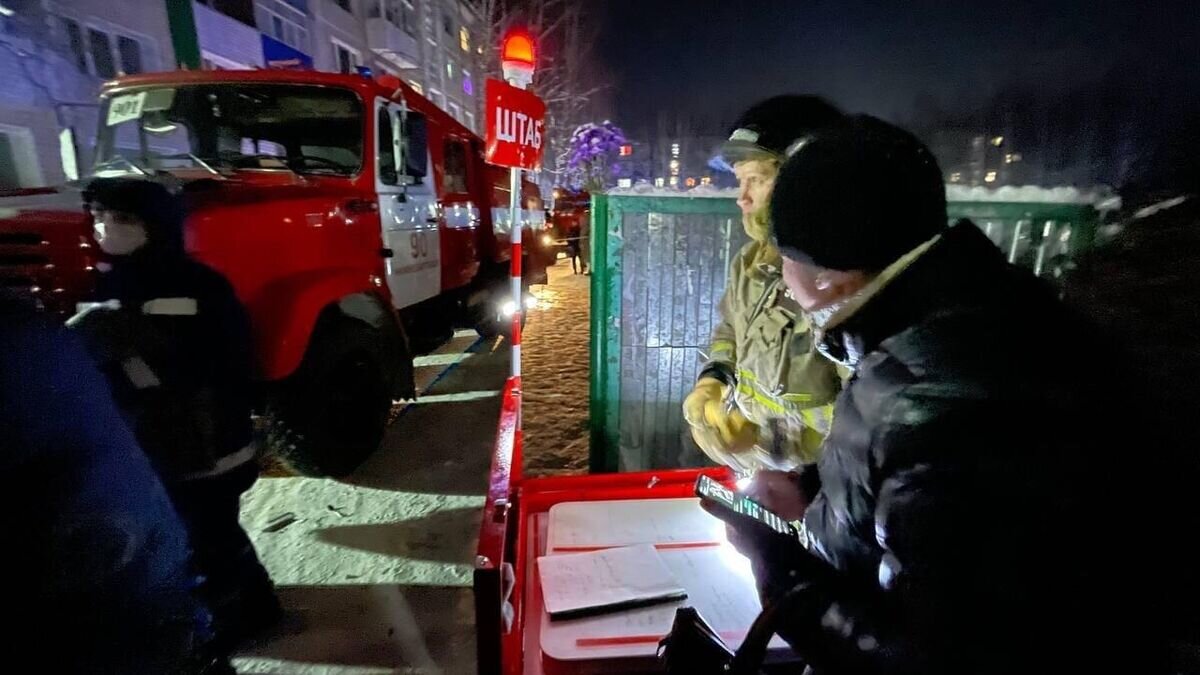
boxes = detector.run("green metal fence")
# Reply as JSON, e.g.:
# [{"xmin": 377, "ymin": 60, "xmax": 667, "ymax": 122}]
[{"xmin": 588, "ymin": 193, "xmax": 1102, "ymax": 473}]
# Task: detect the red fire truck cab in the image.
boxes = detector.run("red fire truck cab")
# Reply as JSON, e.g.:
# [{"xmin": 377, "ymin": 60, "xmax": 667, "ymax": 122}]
[{"xmin": 0, "ymin": 68, "xmax": 548, "ymax": 476}]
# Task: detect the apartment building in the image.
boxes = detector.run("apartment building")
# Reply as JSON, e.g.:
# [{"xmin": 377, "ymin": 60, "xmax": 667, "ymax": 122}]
[{"xmin": 0, "ymin": 0, "xmax": 175, "ymax": 187}]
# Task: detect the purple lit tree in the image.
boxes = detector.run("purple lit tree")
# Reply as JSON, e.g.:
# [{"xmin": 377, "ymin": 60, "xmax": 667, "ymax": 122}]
[{"xmin": 566, "ymin": 121, "xmax": 627, "ymax": 192}]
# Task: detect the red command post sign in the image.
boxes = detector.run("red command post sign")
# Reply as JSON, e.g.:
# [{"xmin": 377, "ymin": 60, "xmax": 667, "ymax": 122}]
[{"xmin": 485, "ymin": 78, "xmax": 546, "ymax": 170}]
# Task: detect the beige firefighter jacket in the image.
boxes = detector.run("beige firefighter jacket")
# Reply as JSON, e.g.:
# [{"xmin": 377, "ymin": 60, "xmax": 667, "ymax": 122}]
[{"xmin": 696, "ymin": 239, "xmax": 845, "ymax": 471}]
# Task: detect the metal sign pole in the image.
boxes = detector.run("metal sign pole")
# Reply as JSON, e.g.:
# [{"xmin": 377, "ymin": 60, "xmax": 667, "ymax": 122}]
[{"xmin": 509, "ymin": 165, "xmax": 522, "ymax": 383}]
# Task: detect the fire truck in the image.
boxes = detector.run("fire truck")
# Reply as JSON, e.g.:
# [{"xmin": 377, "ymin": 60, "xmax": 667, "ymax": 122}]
[{"xmin": 0, "ymin": 68, "xmax": 549, "ymax": 476}]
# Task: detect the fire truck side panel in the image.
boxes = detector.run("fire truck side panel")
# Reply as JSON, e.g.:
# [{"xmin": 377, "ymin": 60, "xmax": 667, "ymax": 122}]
[
  {"xmin": 183, "ymin": 179, "xmax": 388, "ymax": 381},
  {"xmin": 372, "ymin": 98, "xmax": 442, "ymax": 310},
  {"xmin": 426, "ymin": 121, "xmax": 481, "ymax": 294}
]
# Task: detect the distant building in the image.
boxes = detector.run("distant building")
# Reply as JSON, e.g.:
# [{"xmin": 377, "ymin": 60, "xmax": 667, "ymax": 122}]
[
  {"xmin": 0, "ymin": 0, "xmax": 176, "ymax": 187},
  {"xmin": 930, "ymin": 128, "xmax": 1024, "ymax": 187},
  {"xmin": 611, "ymin": 139, "xmax": 652, "ymax": 188},
  {"xmin": 646, "ymin": 134, "xmax": 732, "ymax": 190},
  {"xmin": 180, "ymin": 0, "xmax": 483, "ymax": 132},
  {"xmin": 0, "ymin": 0, "xmax": 483, "ymax": 189}
]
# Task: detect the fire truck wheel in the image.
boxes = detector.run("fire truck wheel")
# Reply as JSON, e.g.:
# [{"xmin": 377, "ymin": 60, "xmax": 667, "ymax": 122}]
[{"xmin": 270, "ymin": 317, "xmax": 394, "ymax": 477}]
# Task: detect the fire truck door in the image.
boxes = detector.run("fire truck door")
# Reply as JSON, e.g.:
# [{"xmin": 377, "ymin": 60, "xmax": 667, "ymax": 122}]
[{"xmin": 376, "ymin": 99, "xmax": 440, "ymax": 310}]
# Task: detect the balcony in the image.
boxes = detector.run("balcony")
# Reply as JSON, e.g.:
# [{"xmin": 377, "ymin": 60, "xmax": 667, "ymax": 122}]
[{"xmin": 366, "ymin": 17, "xmax": 420, "ymax": 70}]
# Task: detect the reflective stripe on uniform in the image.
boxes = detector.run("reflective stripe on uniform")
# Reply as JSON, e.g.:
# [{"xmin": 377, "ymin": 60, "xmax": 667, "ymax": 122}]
[
  {"xmin": 735, "ymin": 368, "xmax": 834, "ymax": 436},
  {"xmin": 709, "ymin": 339, "xmax": 736, "ymax": 359},
  {"xmin": 141, "ymin": 297, "xmax": 198, "ymax": 316}
]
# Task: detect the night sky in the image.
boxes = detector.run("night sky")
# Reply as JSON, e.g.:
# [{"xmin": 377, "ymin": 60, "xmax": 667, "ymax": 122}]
[{"xmin": 594, "ymin": 0, "xmax": 1199, "ymax": 136}]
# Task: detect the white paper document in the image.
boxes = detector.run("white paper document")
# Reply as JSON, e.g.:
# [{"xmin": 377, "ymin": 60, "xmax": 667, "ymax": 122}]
[
  {"xmin": 538, "ymin": 544, "xmax": 688, "ymax": 619},
  {"xmin": 546, "ymin": 498, "xmax": 726, "ymax": 552},
  {"xmin": 539, "ymin": 544, "xmax": 788, "ymax": 661}
]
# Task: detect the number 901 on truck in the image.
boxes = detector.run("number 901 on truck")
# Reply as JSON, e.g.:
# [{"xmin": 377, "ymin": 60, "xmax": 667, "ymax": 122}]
[{"xmin": 0, "ymin": 69, "xmax": 553, "ymax": 476}]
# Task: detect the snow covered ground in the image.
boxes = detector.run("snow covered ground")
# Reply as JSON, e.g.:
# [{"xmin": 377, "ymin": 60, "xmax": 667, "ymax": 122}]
[
  {"xmin": 235, "ymin": 332, "xmax": 509, "ymax": 675},
  {"xmin": 521, "ymin": 260, "xmax": 592, "ymax": 477},
  {"xmin": 233, "ymin": 259, "xmax": 591, "ymax": 673}
]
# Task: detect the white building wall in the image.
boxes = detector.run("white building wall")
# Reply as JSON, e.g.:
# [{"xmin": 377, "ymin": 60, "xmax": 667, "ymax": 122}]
[
  {"xmin": 306, "ymin": 0, "xmax": 481, "ymax": 133},
  {"xmin": 0, "ymin": 0, "xmax": 175, "ymax": 187},
  {"xmin": 195, "ymin": 1, "xmax": 265, "ymax": 69}
]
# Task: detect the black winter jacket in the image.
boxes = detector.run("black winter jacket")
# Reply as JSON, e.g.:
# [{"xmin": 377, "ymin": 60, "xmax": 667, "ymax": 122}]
[
  {"xmin": 75, "ymin": 250, "xmax": 255, "ymax": 480},
  {"xmin": 768, "ymin": 223, "xmax": 1162, "ymax": 674}
]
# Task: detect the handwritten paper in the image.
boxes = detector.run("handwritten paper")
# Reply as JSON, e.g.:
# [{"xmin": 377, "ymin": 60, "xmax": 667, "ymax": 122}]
[
  {"xmin": 546, "ymin": 498, "xmax": 726, "ymax": 553},
  {"xmin": 538, "ymin": 544, "xmax": 687, "ymax": 619},
  {"xmin": 540, "ymin": 544, "xmax": 788, "ymax": 662}
]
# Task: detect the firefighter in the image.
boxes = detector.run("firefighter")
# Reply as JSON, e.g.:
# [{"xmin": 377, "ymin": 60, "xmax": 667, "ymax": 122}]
[
  {"xmin": 683, "ymin": 95, "xmax": 846, "ymax": 474},
  {"xmin": 72, "ymin": 177, "xmax": 279, "ymax": 649}
]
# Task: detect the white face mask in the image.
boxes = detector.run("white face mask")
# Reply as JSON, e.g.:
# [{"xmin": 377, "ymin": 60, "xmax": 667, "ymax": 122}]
[{"xmin": 93, "ymin": 210, "xmax": 148, "ymax": 256}]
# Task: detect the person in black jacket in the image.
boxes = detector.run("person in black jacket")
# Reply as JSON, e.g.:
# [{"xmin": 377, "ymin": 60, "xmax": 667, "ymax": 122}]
[
  {"xmin": 72, "ymin": 177, "xmax": 279, "ymax": 648},
  {"xmin": 726, "ymin": 116, "xmax": 1164, "ymax": 674},
  {"xmin": 1, "ymin": 296, "xmax": 233, "ymax": 674}
]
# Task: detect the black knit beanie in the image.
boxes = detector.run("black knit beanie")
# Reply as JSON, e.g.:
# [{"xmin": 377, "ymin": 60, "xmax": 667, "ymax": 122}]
[
  {"xmin": 83, "ymin": 177, "xmax": 186, "ymax": 256},
  {"xmin": 769, "ymin": 115, "xmax": 947, "ymax": 272}
]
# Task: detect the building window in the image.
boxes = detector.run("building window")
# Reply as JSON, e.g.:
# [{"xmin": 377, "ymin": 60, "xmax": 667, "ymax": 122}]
[
  {"xmin": 617, "ymin": 178, "xmax": 632, "ymax": 188},
  {"xmin": 402, "ymin": 0, "xmax": 417, "ymax": 34},
  {"xmin": 117, "ymin": 36, "xmax": 142, "ymax": 74},
  {"xmin": 333, "ymin": 40, "xmax": 360, "ymax": 73},
  {"xmin": 258, "ymin": 2, "xmax": 309, "ymax": 52},
  {"xmin": 459, "ymin": 26, "xmax": 470, "ymax": 52},
  {"xmin": 443, "ymin": 139, "xmax": 468, "ymax": 193},
  {"xmin": 409, "ymin": 80, "xmax": 423, "ymax": 94},
  {"xmin": 88, "ymin": 28, "xmax": 116, "ymax": 78},
  {"xmin": 671, "ymin": 142, "xmax": 680, "ymax": 157},
  {"xmin": 446, "ymin": 61, "xmax": 453, "ymax": 78},
  {"xmin": 448, "ymin": 101, "xmax": 461, "ymax": 122},
  {"xmin": 461, "ymin": 71, "xmax": 473, "ymax": 95},
  {"xmin": 442, "ymin": 12, "xmax": 453, "ymax": 37},
  {"xmin": 464, "ymin": 111, "xmax": 475, "ymax": 132},
  {"xmin": 62, "ymin": 19, "xmax": 87, "ymax": 72},
  {"xmin": 654, "ymin": 177, "xmax": 665, "ymax": 187},
  {"xmin": 700, "ymin": 176, "xmax": 712, "ymax": 186},
  {"xmin": 378, "ymin": 107, "xmax": 398, "ymax": 185},
  {"xmin": 668, "ymin": 176, "xmax": 679, "ymax": 187},
  {"xmin": 429, "ymin": 88, "xmax": 444, "ymax": 108}
]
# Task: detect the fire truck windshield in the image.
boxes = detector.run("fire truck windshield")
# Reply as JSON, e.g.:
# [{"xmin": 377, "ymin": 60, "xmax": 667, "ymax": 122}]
[{"xmin": 93, "ymin": 84, "xmax": 364, "ymax": 178}]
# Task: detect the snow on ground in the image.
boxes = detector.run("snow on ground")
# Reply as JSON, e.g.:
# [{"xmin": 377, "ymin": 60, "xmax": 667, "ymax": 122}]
[
  {"xmin": 236, "ymin": 334, "xmax": 511, "ymax": 675},
  {"xmin": 521, "ymin": 259, "xmax": 592, "ymax": 477},
  {"xmin": 234, "ymin": 260, "xmax": 590, "ymax": 674}
]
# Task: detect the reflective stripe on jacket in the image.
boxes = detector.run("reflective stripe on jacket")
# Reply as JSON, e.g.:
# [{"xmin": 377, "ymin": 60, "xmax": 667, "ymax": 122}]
[{"xmin": 699, "ymin": 239, "xmax": 843, "ymax": 470}]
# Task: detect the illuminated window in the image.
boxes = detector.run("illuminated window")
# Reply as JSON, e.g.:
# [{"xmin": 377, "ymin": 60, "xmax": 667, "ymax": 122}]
[
  {"xmin": 446, "ymin": 61, "xmax": 453, "ymax": 78},
  {"xmin": 948, "ymin": 172, "xmax": 962, "ymax": 182},
  {"xmin": 460, "ymin": 26, "xmax": 470, "ymax": 52},
  {"xmin": 668, "ymin": 176, "xmax": 679, "ymax": 187},
  {"xmin": 991, "ymin": 136, "xmax": 1004, "ymax": 147},
  {"xmin": 617, "ymin": 178, "xmax": 632, "ymax": 188},
  {"xmin": 700, "ymin": 176, "xmax": 712, "ymax": 186},
  {"xmin": 685, "ymin": 177, "xmax": 696, "ymax": 187},
  {"xmin": 654, "ymin": 177, "xmax": 665, "ymax": 187},
  {"xmin": 668, "ymin": 159, "xmax": 679, "ymax": 170},
  {"xmin": 619, "ymin": 144, "xmax": 633, "ymax": 157},
  {"xmin": 671, "ymin": 143, "xmax": 680, "ymax": 157},
  {"xmin": 984, "ymin": 171, "xmax": 998, "ymax": 183}
]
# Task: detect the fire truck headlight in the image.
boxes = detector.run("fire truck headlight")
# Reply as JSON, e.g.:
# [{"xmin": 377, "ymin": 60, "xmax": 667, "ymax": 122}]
[
  {"xmin": 524, "ymin": 294, "xmax": 539, "ymax": 311},
  {"xmin": 542, "ymin": 234, "xmax": 554, "ymax": 247},
  {"xmin": 500, "ymin": 299, "xmax": 518, "ymax": 318}
]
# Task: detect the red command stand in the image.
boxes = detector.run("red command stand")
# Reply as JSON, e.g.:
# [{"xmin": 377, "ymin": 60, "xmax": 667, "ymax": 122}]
[{"xmin": 473, "ymin": 377, "xmax": 731, "ymax": 675}]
